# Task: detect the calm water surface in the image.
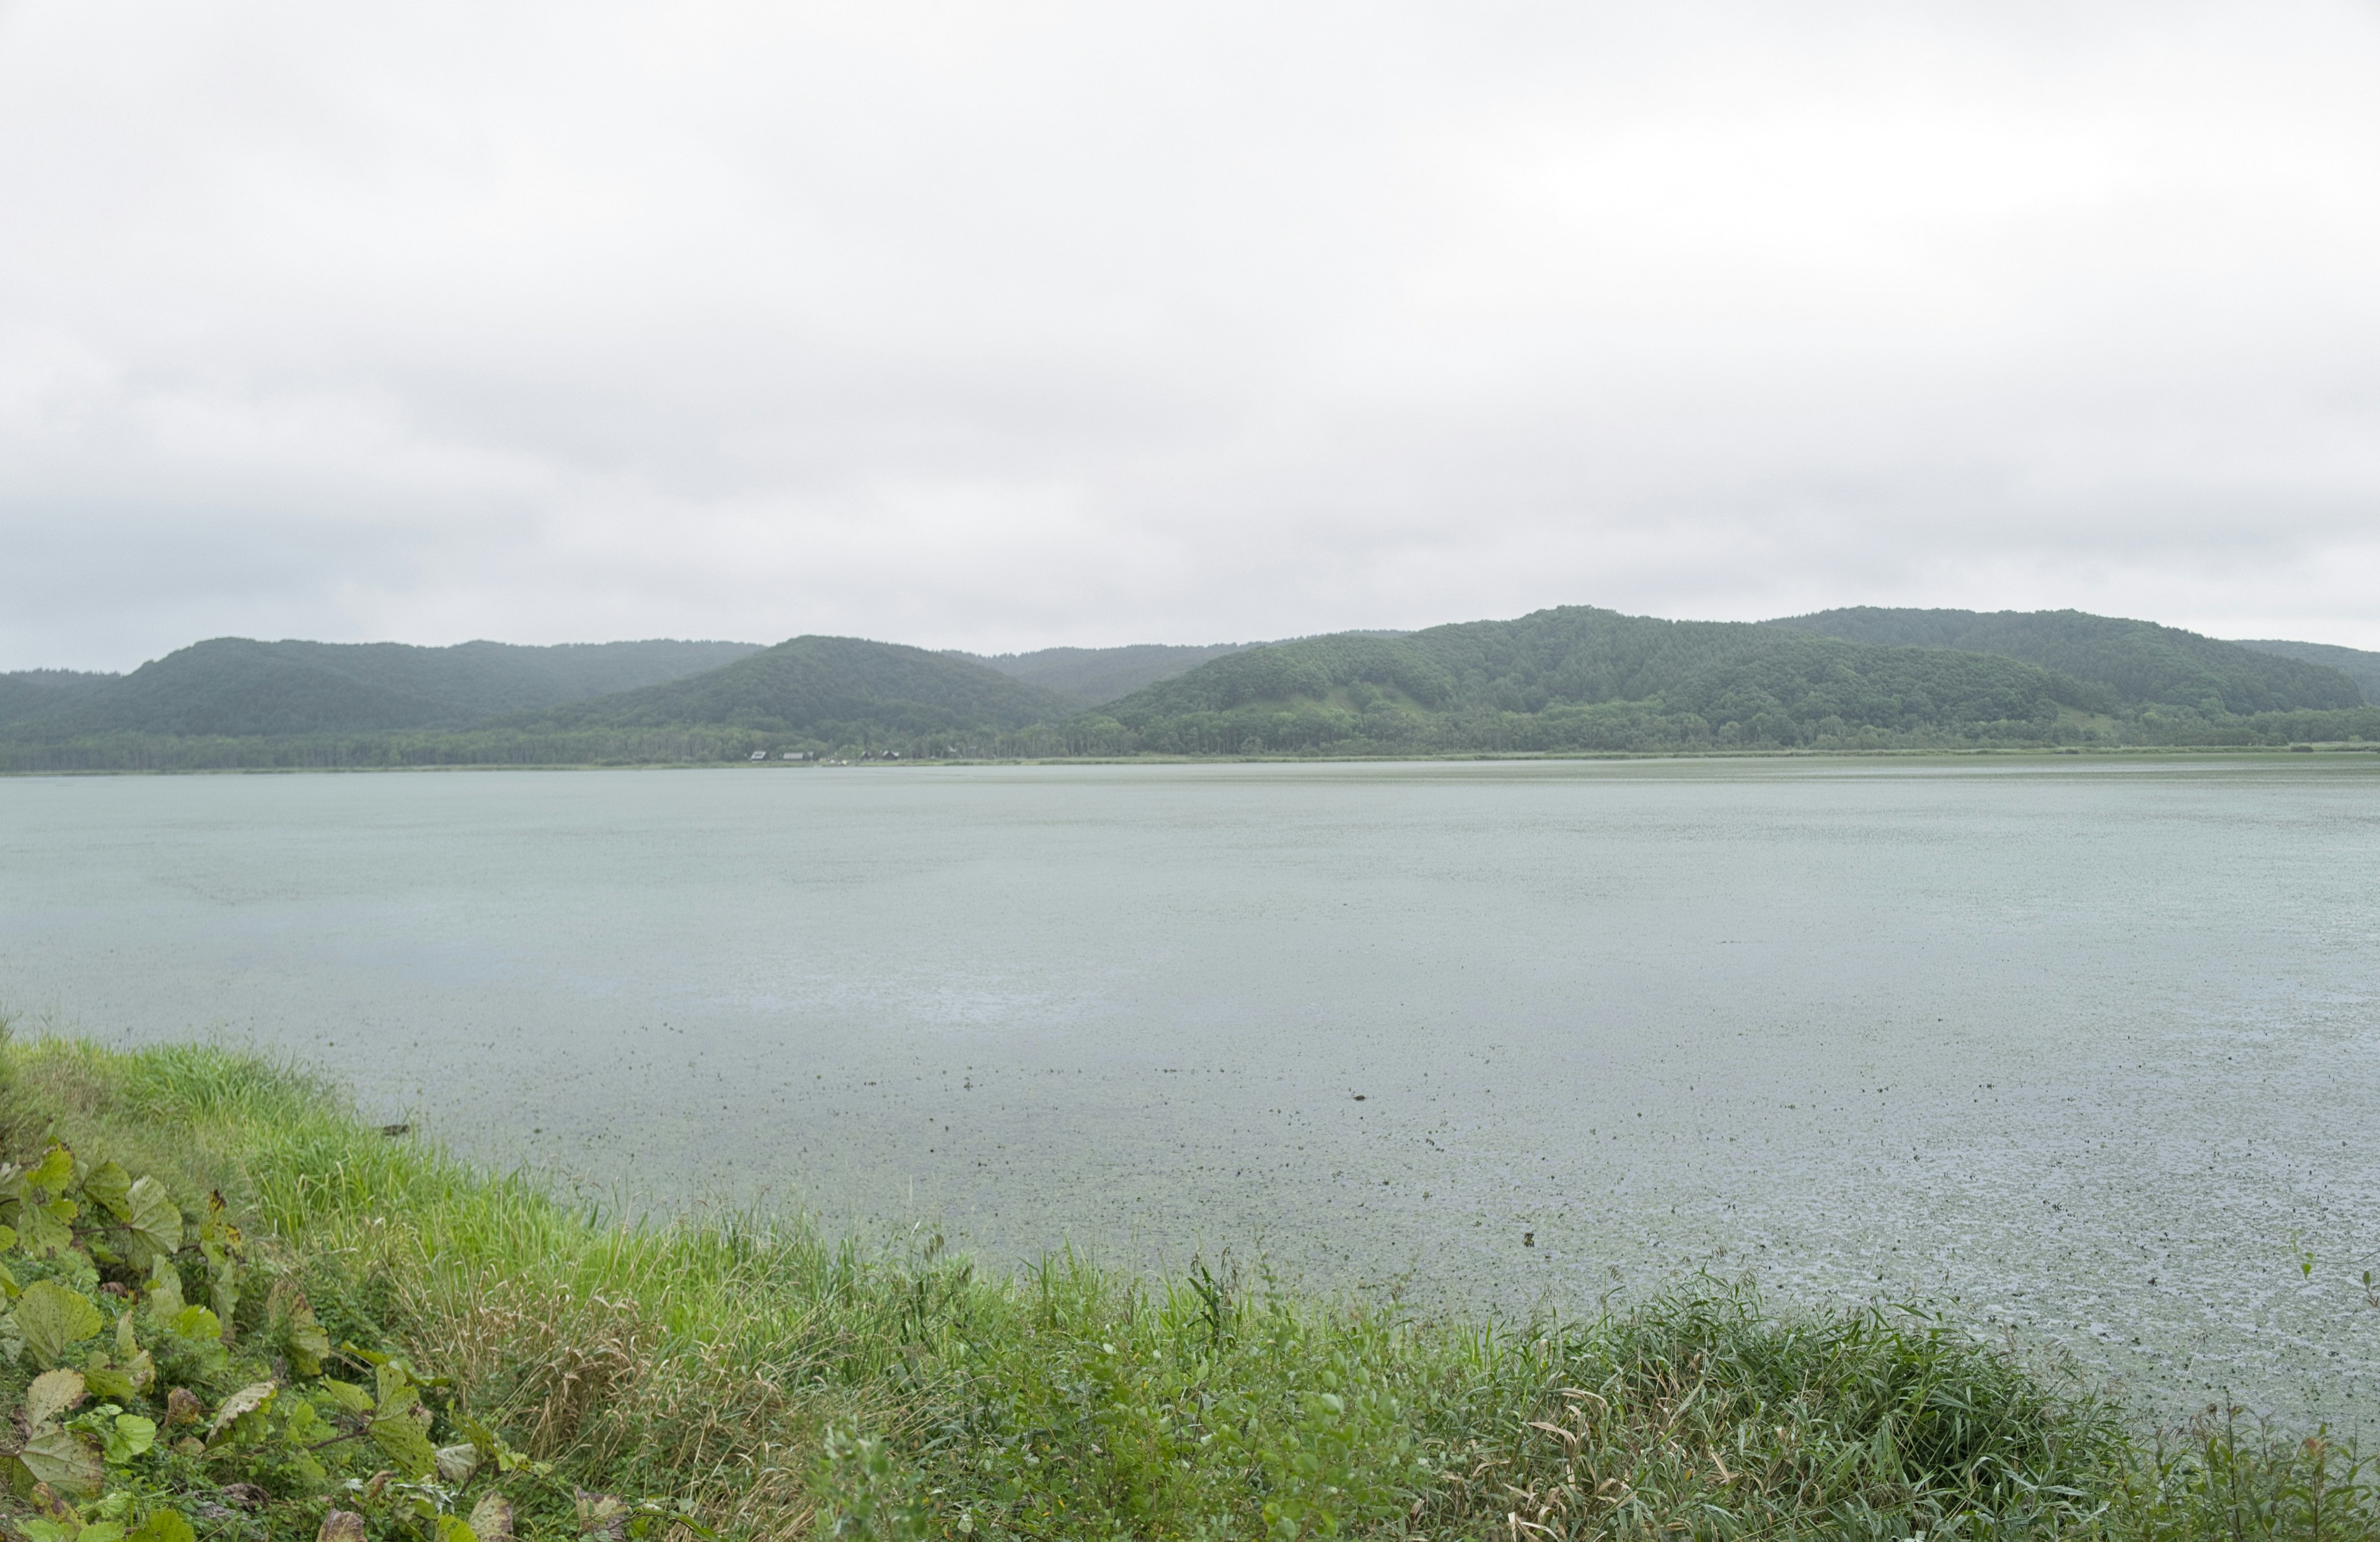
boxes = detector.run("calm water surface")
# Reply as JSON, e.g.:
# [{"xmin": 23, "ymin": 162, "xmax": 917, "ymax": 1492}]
[{"xmin": 2, "ymin": 757, "xmax": 2376, "ymax": 1425}]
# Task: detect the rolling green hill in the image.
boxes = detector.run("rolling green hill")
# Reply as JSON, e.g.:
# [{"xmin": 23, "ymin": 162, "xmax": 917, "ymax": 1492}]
[
  {"xmin": 1761, "ymin": 607, "xmax": 2361, "ymax": 714},
  {"xmin": 961, "ymin": 642, "xmax": 1256, "ymax": 707},
  {"xmin": 6, "ymin": 607, "xmax": 2374, "ymax": 771},
  {"xmin": 2231, "ymin": 637, "xmax": 2379, "ymax": 705},
  {"xmin": 1091, "ymin": 606, "xmax": 2100, "ymax": 756},
  {"xmin": 0, "ymin": 667, "xmax": 114, "ymax": 727},
  {"xmin": 529, "ymin": 634, "xmax": 1070, "ymax": 745},
  {"xmin": 0, "ymin": 637, "xmax": 762, "ymax": 739}
]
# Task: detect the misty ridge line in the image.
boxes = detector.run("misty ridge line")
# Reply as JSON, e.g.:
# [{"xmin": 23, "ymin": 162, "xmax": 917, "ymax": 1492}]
[{"xmin": 0, "ymin": 603, "xmax": 2374, "ymax": 772}]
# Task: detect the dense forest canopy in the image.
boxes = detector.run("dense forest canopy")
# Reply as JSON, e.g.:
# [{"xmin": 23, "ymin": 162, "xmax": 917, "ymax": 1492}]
[
  {"xmin": 0, "ymin": 637, "xmax": 761, "ymax": 739},
  {"xmin": 958, "ymin": 641, "xmax": 1255, "ymax": 706},
  {"xmin": 1096, "ymin": 607, "xmax": 2100, "ymax": 757},
  {"xmin": 529, "ymin": 635, "xmax": 1072, "ymax": 744},
  {"xmin": 1762, "ymin": 607, "xmax": 2363, "ymax": 713},
  {"xmin": 2229, "ymin": 637, "xmax": 2380, "ymax": 704},
  {"xmin": 1, "ymin": 606, "xmax": 2370, "ymax": 770}
]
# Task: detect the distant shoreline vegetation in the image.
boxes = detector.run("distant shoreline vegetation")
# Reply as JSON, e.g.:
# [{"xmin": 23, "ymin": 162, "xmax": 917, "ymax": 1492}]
[{"xmin": 3, "ymin": 606, "xmax": 2375, "ymax": 772}]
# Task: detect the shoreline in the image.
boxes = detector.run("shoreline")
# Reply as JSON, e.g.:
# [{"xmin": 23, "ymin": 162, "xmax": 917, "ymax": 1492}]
[{"xmin": 6, "ymin": 1033, "xmax": 2376, "ymax": 1538}]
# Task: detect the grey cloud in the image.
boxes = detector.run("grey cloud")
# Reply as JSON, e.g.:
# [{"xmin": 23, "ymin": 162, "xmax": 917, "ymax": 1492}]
[{"xmin": 3, "ymin": 1, "xmax": 2378, "ymax": 670}]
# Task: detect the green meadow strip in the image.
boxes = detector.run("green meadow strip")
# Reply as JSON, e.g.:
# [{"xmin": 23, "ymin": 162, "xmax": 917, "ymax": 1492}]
[{"xmin": 4, "ymin": 1030, "xmax": 2374, "ymax": 1540}]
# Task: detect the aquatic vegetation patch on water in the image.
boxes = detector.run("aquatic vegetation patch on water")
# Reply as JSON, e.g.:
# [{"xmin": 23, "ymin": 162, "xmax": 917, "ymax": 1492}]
[{"xmin": 3, "ymin": 1029, "xmax": 2376, "ymax": 1540}]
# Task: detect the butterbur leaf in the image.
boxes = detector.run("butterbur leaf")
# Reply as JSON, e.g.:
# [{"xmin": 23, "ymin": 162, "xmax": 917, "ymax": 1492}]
[
  {"xmin": 208, "ymin": 1380, "xmax": 277, "ymax": 1438},
  {"xmin": 317, "ymin": 1513, "xmax": 368, "ymax": 1542},
  {"xmin": 164, "ymin": 1387, "xmax": 204, "ymax": 1427},
  {"xmin": 25, "ymin": 1144, "xmax": 76, "ymax": 1197},
  {"xmin": 436, "ymin": 1442, "xmax": 482, "ymax": 1485},
  {"xmin": 19, "ymin": 1199, "xmax": 76, "ymax": 1259},
  {"xmin": 30, "ymin": 1482, "xmax": 80, "ymax": 1523},
  {"xmin": 199, "ymin": 1192, "xmax": 242, "ymax": 1257},
  {"xmin": 84, "ymin": 1363, "xmax": 140, "ymax": 1403},
  {"xmin": 126, "ymin": 1510, "xmax": 196, "ymax": 1542},
  {"xmin": 17, "ymin": 1280, "xmax": 105, "ymax": 1366},
  {"xmin": 0, "ymin": 1222, "xmax": 17, "ymax": 1252},
  {"xmin": 285, "ymin": 1293, "xmax": 332, "ymax": 1377},
  {"xmin": 82, "ymin": 1161, "xmax": 132, "ymax": 1223},
  {"xmin": 167, "ymin": 1305, "xmax": 221, "ymax": 1344},
  {"xmin": 15, "ymin": 1425, "xmax": 106, "ymax": 1496},
  {"xmin": 144, "ymin": 1256, "xmax": 185, "ymax": 1320},
  {"xmin": 318, "ymin": 1378, "xmax": 375, "ymax": 1415},
  {"xmin": 469, "ymin": 1494, "xmax": 516, "ymax": 1542},
  {"xmin": 102, "ymin": 1414, "xmax": 157, "ymax": 1463},
  {"xmin": 369, "ymin": 1408, "xmax": 440, "ymax": 1477},
  {"xmin": 576, "ymin": 1491, "xmax": 628, "ymax": 1542},
  {"xmin": 123, "ymin": 1179, "xmax": 182, "ymax": 1265},
  {"xmin": 26, "ymin": 1367, "xmax": 89, "ymax": 1425},
  {"xmin": 434, "ymin": 1517, "xmax": 478, "ymax": 1542}
]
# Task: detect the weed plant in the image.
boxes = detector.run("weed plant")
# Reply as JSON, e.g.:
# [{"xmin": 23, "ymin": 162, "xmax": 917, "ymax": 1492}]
[{"xmin": 3, "ymin": 1034, "xmax": 2374, "ymax": 1540}]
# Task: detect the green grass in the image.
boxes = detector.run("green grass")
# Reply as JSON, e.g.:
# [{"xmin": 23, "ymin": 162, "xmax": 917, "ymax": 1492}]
[{"xmin": 4, "ymin": 1032, "xmax": 2376, "ymax": 1540}]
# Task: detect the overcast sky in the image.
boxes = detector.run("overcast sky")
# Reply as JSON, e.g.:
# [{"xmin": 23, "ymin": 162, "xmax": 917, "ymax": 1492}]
[{"xmin": 5, "ymin": 2, "xmax": 2379, "ymax": 671}]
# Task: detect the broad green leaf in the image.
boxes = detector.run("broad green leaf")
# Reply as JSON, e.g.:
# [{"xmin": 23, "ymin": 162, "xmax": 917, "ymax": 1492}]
[
  {"xmin": 206, "ymin": 1380, "xmax": 276, "ymax": 1438},
  {"xmin": 80, "ymin": 1525, "xmax": 128, "ymax": 1542},
  {"xmin": 467, "ymin": 1494, "xmax": 514, "ymax": 1542},
  {"xmin": 27, "ymin": 1367, "xmax": 88, "ymax": 1425},
  {"xmin": 432, "ymin": 1516, "xmax": 477, "ymax": 1542},
  {"xmin": 25, "ymin": 1144, "xmax": 76, "ymax": 1197},
  {"xmin": 318, "ymin": 1377, "xmax": 375, "ymax": 1415},
  {"xmin": 17, "ymin": 1522, "xmax": 74, "ymax": 1542},
  {"xmin": 369, "ymin": 1408, "xmax": 440, "ymax": 1478},
  {"xmin": 15, "ymin": 1426, "xmax": 106, "ymax": 1496},
  {"xmin": 284, "ymin": 1293, "xmax": 332, "ymax": 1377},
  {"xmin": 126, "ymin": 1510, "xmax": 196, "ymax": 1542},
  {"xmin": 83, "ymin": 1364, "xmax": 140, "ymax": 1403},
  {"xmin": 167, "ymin": 1305, "xmax": 221, "ymax": 1344},
  {"xmin": 81, "ymin": 1162, "xmax": 131, "ymax": 1223},
  {"xmin": 101, "ymin": 1414, "xmax": 157, "ymax": 1464},
  {"xmin": 436, "ymin": 1441, "xmax": 481, "ymax": 1485},
  {"xmin": 198, "ymin": 1192, "xmax": 241, "ymax": 1258},
  {"xmin": 17, "ymin": 1280, "xmax": 105, "ymax": 1366},
  {"xmin": 374, "ymin": 1361, "xmax": 416, "ymax": 1411},
  {"xmin": 122, "ymin": 1179, "xmax": 181, "ymax": 1265},
  {"xmin": 19, "ymin": 1199, "xmax": 76, "ymax": 1260},
  {"xmin": 0, "ymin": 1222, "xmax": 17, "ymax": 1253},
  {"xmin": 281, "ymin": 1398, "xmax": 330, "ymax": 1444},
  {"xmin": 144, "ymin": 1256, "xmax": 185, "ymax": 1320}
]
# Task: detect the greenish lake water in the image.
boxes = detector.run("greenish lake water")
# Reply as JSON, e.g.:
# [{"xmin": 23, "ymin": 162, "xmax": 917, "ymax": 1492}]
[{"xmin": 2, "ymin": 757, "xmax": 2376, "ymax": 1426}]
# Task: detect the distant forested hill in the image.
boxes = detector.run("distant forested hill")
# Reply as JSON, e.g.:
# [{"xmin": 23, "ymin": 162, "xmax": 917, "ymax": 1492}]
[
  {"xmin": 1761, "ymin": 608, "xmax": 2361, "ymax": 714},
  {"xmin": 6, "ymin": 607, "xmax": 2374, "ymax": 772},
  {"xmin": 960, "ymin": 642, "xmax": 1254, "ymax": 707},
  {"xmin": 0, "ymin": 668, "xmax": 115, "ymax": 728},
  {"xmin": 528, "ymin": 635, "xmax": 1069, "ymax": 745},
  {"xmin": 2230, "ymin": 638, "xmax": 2378, "ymax": 705},
  {"xmin": 1085, "ymin": 606, "xmax": 2101, "ymax": 756},
  {"xmin": 0, "ymin": 637, "xmax": 762, "ymax": 740}
]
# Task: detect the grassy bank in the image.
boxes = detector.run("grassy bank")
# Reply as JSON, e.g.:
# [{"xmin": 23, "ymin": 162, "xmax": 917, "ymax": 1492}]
[{"xmin": 3, "ymin": 1034, "xmax": 2374, "ymax": 1540}]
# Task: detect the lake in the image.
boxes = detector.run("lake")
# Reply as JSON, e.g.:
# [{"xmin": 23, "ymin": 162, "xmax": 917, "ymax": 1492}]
[{"xmin": 2, "ymin": 756, "xmax": 2375, "ymax": 1427}]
